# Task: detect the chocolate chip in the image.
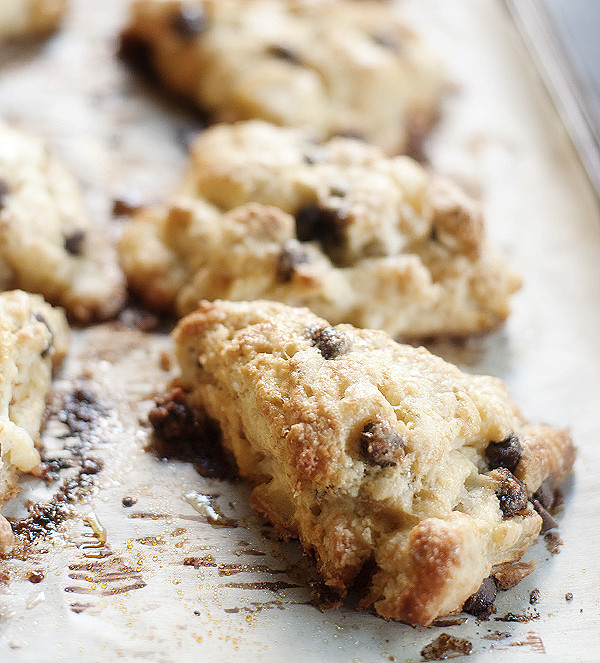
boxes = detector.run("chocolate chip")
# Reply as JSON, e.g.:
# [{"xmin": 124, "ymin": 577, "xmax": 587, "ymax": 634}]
[
  {"xmin": 149, "ymin": 387, "xmax": 199, "ymax": 442},
  {"xmin": 295, "ymin": 204, "xmax": 347, "ymax": 262},
  {"xmin": 81, "ymin": 457, "xmax": 103, "ymax": 475},
  {"xmin": 334, "ymin": 130, "xmax": 367, "ymax": 142},
  {"xmin": 309, "ymin": 325, "xmax": 349, "ymax": 360},
  {"xmin": 149, "ymin": 388, "xmax": 235, "ymax": 480},
  {"xmin": 267, "ymin": 44, "xmax": 301, "ymax": 65},
  {"xmin": 531, "ymin": 498, "xmax": 558, "ymax": 532},
  {"xmin": 27, "ymin": 570, "xmax": 44, "ymax": 584},
  {"xmin": 462, "ymin": 576, "xmax": 497, "ymax": 618},
  {"xmin": 533, "ymin": 477, "xmax": 555, "ymax": 510},
  {"xmin": 0, "ymin": 179, "xmax": 9, "ymax": 209},
  {"xmin": 303, "ymin": 148, "xmax": 327, "ymax": 165},
  {"xmin": 176, "ymin": 121, "xmax": 207, "ymax": 152},
  {"xmin": 491, "ymin": 468, "xmax": 528, "ymax": 517},
  {"xmin": 485, "ymin": 433, "xmax": 522, "ymax": 472},
  {"xmin": 371, "ymin": 32, "xmax": 402, "ymax": 52},
  {"xmin": 118, "ymin": 31, "xmax": 155, "ymax": 79},
  {"xmin": 64, "ymin": 230, "xmax": 85, "ymax": 256},
  {"xmin": 112, "ymin": 190, "xmax": 144, "ymax": 217},
  {"xmin": 170, "ymin": 7, "xmax": 207, "ymax": 39},
  {"xmin": 529, "ymin": 589, "xmax": 540, "ymax": 605},
  {"xmin": 329, "ymin": 182, "xmax": 348, "ymax": 198},
  {"xmin": 122, "ymin": 496, "xmax": 137, "ymax": 508},
  {"xmin": 33, "ymin": 312, "xmax": 54, "ymax": 358},
  {"xmin": 531, "ymin": 477, "xmax": 559, "ymax": 531},
  {"xmin": 359, "ymin": 421, "xmax": 404, "ymax": 467},
  {"xmin": 276, "ymin": 241, "xmax": 312, "ymax": 282}
]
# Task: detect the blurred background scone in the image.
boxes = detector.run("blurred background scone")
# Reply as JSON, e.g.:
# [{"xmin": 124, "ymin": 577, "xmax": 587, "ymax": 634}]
[
  {"xmin": 0, "ymin": 290, "xmax": 69, "ymax": 556},
  {"xmin": 119, "ymin": 0, "xmax": 444, "ymax": 155},
  {"xmin": 119, "ymin": 120, "xmax": 520, "ymax": 339},
  {"xmin": 0, "ymin": 119, "xmax": 126, "ymax": 323}
]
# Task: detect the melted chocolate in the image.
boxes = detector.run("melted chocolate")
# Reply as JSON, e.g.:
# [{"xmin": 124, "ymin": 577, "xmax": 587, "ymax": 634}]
[
  {"xmin": 486, "ymin": 433, "xmax": 522, "ymax": 472},
  {"xmin": 267, "ymin": 44, "xmax": 301, "ymax": 65},
  {"xmin": 421, "ymin": 633, "xmax": 473, "ymax": 660},
  {"xmin": 64, "ymin": 230, "xmax": 86, "ymax": 256},
  {"xmin": 276, "ymin": 241, "xmax": 312, "ymax": 282},
  {"xmin": 148, "ymin": 387, "xmax": 237, "ymax": 479},
  {"xmin": 359, "ymin": 421, "xmax": 404, "ymax": 467},
  {"xmin": 309, "ymin": 325, "xmax": 350, "ymax": 360},
  {"xmin": 462, "ymin": 576, "xmax": 497, "ymax": 618}
]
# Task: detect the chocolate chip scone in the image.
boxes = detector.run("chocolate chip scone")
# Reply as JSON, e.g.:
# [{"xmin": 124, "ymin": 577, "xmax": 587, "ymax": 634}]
[
  {"xmin": 0, "ymin": 0, "xmax": 67, "ymax": 41},
  {"xmin": 119, "ymin": 0, "xmax": 443, "ymax": 155},
  {"xmin": 159, "ymin": 299, "xmax": 575, "ymax": 626},
  {"xmin": 0, "ymin": 120, "xmax": 126, "ymax": 323},
  {"xmin": 119, "ymin": 121, "xmax": 520, "ymax": 339},
  {"xmin": 0, "ymin": 290, "xmax": 69, "ymax": 555}
]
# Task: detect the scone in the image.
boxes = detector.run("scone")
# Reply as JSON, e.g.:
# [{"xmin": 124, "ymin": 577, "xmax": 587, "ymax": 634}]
[
  {"xmin": 119, "ymin": 0, "xmax": 443, "ymax": 155},
  {"xmin": 119, "ymin": 121, "xmax": 520, "ymax": 339},
  {"xmin": 0, "ymin": 290, "xmax": 69, "ymax": 554},
  {"xmin": 0, "ymin": 119, "xmax": 126, "ymax": 323},
  {"xmin": 156, "ymin": 299, "xmax": 575, "ymax": 626},
  {"xmin": 0, "ymin": 0, "xmax": 67, "ymax": 41}
]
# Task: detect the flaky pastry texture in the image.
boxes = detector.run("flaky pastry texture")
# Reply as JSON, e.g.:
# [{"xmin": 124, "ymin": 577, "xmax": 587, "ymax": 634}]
[
  {"xmin": 120, "ymin": 0, "xmax": 443, "ymax": 155},
  {"xmin": 0, "ymin": 119, "xmax": 126, "ymax": 323},
  {"xmin": 0, "ymin": 290, "xmax": 69, "ymax": 510},
  {"xmin": 120, "ymin": 121, "xmax": 520, "ymax": 339},
  {"xmin": 168, "ymin": 299, "xmax": 575, "ymax": 625}
]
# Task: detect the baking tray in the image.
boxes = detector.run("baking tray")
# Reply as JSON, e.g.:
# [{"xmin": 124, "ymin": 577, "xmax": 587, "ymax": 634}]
[
  {"xmin": 504, "ymin": 0, "xmax": 600, "ymax": 200},
  {"xmin": 0, "ymin": 1, "xmax": 599, "ymax": 661}
]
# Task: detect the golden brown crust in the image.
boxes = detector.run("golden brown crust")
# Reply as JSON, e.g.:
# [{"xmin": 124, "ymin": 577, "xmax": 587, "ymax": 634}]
[
  {"xmin": 360, "ymin": 514, "xmax": 486, "ymax": 624},
  {"xmin": 516, "ymin": 425, "xmax": 576, "ymax": 493},
  {"xmin": 166, "ymin": 299, "xmax": 575, "ymax": 625},
  {"xmin": 29, "ymin": 0, "xmax": 67, "ymax": 34}
]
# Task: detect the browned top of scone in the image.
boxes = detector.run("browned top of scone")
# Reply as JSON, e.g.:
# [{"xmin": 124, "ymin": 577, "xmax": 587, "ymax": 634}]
[
  {"xmin": 169, "ymin": 299, "xmax": 574, "ymax": 625},
  {"xmin": 119, "ymin": 121, "xmax": 520, "ymax": 339}
]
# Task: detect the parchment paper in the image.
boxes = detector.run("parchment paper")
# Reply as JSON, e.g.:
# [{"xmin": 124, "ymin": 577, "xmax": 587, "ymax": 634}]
[{"xmin": 0, "ymin": 1, "xmax": 598, "ymax": 661}]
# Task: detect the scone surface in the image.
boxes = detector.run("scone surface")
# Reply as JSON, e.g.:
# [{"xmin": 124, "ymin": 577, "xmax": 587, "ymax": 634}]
[
  {"xmin": 120, "ymin": 0, "xmax": 443, "ymax": 155},
  {"xmin": 120, "ymin": 121, "xmax": 520, "ymax": 339},
  {"xmin": 164, "ymin": 300, "xmax": 575, "ymax": 625},
  {"xmin": 0, "ymin": 119, "xmax": 125, "ymax": 323},
  {"xmin": 0, "ymin": 290, "xmax": 69, "ymax": 507}
]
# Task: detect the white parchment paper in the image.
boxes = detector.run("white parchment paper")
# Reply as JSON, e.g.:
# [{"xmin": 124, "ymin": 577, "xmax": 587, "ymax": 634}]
[{"xmin": 0, "ymin": 1, "xmax": 598, "ymax": 661}]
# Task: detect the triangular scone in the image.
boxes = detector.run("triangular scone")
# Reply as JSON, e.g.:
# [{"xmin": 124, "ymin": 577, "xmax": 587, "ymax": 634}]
[
  {"xmin": 119, "ymin": 0, "xmax": 443, "ymax": 155},
  {"xmin": 163, "ymin": 299, "xmax": 575, "ymax": 626},
  {"xmin": 120, "ymin": 121, "xmax": 520, "ymax": 339},
  {"xmin": 0, "ymin": 0, "xmax": 67, "ymax": 41},
  {"xmin": 0, "ymin": 290, "xmax": 69, "ymax": 554},
  {"xmin": 0, "ymin": 120, "xmax": 126, "ymax": 323}
]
